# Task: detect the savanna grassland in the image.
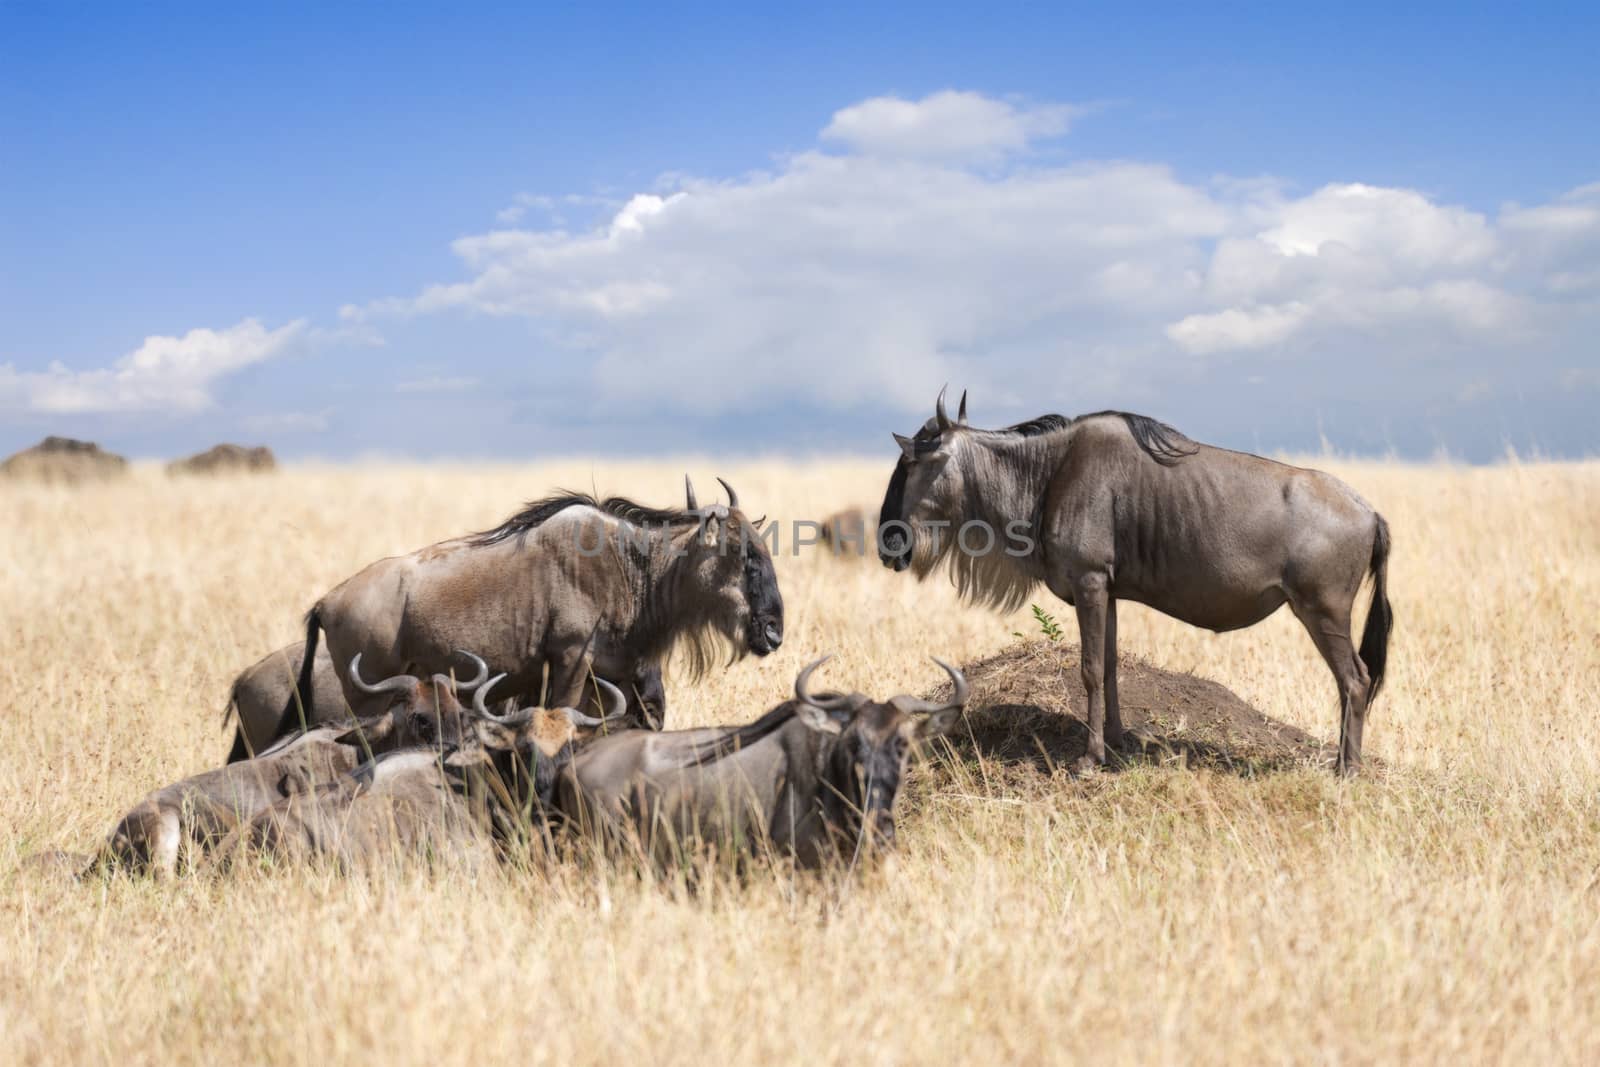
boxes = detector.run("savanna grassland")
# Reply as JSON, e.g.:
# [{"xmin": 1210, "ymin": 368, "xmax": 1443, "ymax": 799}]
[{"xmin": 2, "ymin": 457, "xmax": 1598, "ymax": 1065}]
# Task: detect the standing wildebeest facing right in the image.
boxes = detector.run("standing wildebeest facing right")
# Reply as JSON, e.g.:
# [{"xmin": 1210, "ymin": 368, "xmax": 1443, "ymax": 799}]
[
  {"xmin": 269, "ymin": 477, "xmax": 782, "ymax": 746},
  {"xmin": 556, "ymin": 656, "xmax": 967, "ymax": 867},
  {"xmin": 879, "ymin": 389, "xmax": 1393, "ymax": 776}
]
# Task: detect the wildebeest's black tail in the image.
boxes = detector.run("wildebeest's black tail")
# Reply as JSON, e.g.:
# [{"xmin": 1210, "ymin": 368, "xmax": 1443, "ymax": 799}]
[
  {"xmin": 1359, "ymin": 514, "xmax": 1393, "ymax": 706},
  {"xmin": 224, "ymin": 683, "xmax": 254, "ymax": 764},
  {"xmin": 272, "ymin": 607, "xmax": 323, "ymax": 741}
]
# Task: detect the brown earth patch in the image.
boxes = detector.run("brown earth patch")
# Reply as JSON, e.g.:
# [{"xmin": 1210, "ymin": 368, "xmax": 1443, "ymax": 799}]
[
  {"xmin": 927, "ymin": 639, "xmax": 1332, "ymax": 787},
  {"xmin": 0, "ymin": 436, "xmax": 128, "ymax": 484}
]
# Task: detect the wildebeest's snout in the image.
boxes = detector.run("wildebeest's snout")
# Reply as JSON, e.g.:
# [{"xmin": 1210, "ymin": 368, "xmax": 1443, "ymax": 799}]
[
  {"xmin": 879, "ymin": 527, "xmax": 911, "ymax": 571},
  {"xmin": 743, "ymin": 548, "xmax": 784, "ymax": 655},
  {"xmin": 749, "ymin": 615, "xmax": 783, "ymax": 655}
]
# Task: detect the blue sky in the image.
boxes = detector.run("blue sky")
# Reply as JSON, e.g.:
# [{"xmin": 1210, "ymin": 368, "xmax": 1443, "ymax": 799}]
[{"xmin": 2, "ymin": 3, "xmax": 1597, "ymax": 461}]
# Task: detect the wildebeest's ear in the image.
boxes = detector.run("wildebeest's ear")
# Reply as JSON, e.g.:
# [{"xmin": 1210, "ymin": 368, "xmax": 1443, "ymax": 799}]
[
  {"xmin": 334, "ymin": 713, "xmax": 396, "ymax": 748},
  {"xmin": 443, "ymin": 745, "xmax": 490, "ymax": 768},
  {"xmin": 795, "ymin": 703, "xmax": 843, "ymax": 735},
  {"xmin": 893, "ymin": 433, "xmax": 916, "ymax": 460},
  {"xmin": 914, "ymin": 706, "xmax": 963, "ymax": 741},
  {"xmin": 471, "ymin": 719, "xmax": 519, "ymax": 751}
]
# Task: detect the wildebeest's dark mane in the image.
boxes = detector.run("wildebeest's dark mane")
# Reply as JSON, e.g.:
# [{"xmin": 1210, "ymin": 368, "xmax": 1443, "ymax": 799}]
[
  {"xmin": 683, "ymin": 700, "xmax": 802, "ymax": 766},
  {"xmin": 999, "ymin": 413, "xmax": 1073, "ymax": 438},
  {"xmin": 987, "ymin": 410, "xmax": 1196, "ymax": 466},
  {"xmin": 681, "ymin": 691, "xmax": 862, "ymax": 767},
  {"xmin": 471, "ymin": 492, "xmax": 701, "ymax": 546},
  {"xmin": 1094, "ymin": 411, "xmax": 1198, "ymax": 466}
]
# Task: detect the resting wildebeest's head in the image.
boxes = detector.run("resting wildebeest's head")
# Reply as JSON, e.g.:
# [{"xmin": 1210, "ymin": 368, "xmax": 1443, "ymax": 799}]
[
  {"xmin": 679, "ymin": 476, "xmax": 784, "ymax": 661},
  {"xmin": 443, "ymin": 671, "xmax": 630, "ymax": 812},
  {"xmin": 335, "ymin": 651, "xmax": 492, "ymax": 751},
  {"xmin": 789, "ymin": 656, "xmax": 967, "ymax": 852}
]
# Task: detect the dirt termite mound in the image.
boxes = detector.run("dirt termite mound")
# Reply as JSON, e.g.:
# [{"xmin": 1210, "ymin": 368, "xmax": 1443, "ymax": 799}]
[
  {"xmin": 926, "ymin": 639, "xmax": 1331, "ymax": 789},
  {"xmin": 0, "ymin": 436, "xmax": 129, "ymax": 485},
  {"xmin": 166, "ymin": 443, "xmax": 277, "ymax": 476}
]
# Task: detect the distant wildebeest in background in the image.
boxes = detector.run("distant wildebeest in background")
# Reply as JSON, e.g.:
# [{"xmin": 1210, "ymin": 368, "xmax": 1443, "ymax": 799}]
[
  {"xmin": 166, "ymin": 443, "xmax": 277, "ymax": 476},
  {"xmin": 224, "ymin": 642, "xmax": 658, "ymax": 761},
  {"xmin": 879, "ymin": 389, "xmax": 1393, "ymax": 775},
  {"xmin": 817, "ymin": 507, "xmax": 875, "ymax": 560},
  {"xmin": 0, "ymin": 435, "xmax": 128, "ymax": 485},
  {"xmin": 221, "ymin": 674, "xmax": 627, "ymax": 869},
  {"xmin": 83, "ymin": 658, "xmax": 486, "ymax": 878},
  {"xmin": 556, "ymin": 656, "xmax": 967, "ymax": 867},
  {"xmin": 269, "ymin": 476, "xmax": 781, "ymax": 745}
]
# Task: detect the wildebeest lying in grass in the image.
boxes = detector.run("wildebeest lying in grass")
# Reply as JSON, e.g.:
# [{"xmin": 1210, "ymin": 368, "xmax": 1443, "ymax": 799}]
[
  {"xmin": 266, "ymin": 476, "xmax": 774, "ymax": 749},
  {"xmin": 83, "ymin": 657, "xmax": 492, "ymax": 877},
  {"xmin": 880, "ymin": 389, "xmax": 1393, "ymax": 775},
  {"xmin": 227, "ymin": 642, "xmax": 666, "ymax": 761},
  {"xmin": 218, "ymin": 675, "xmax": 628, "ymax": 869},
  {"xmin": 555, "ymin": 656, "xmax": 967, "ymax": 868}
]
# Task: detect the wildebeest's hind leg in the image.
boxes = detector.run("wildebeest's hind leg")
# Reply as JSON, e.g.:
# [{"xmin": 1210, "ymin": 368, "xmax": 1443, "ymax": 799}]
[
  {"xmin": 1070, "ymin": 571, "xmax": 1116, "ymax": 772},
  {"xmin": 1289, "ymin": 597, "xmax": 1369, "ymax": 776},
  {"xmin": 543, "ymin": 642, "xmax": 591, "ymax": 711}
]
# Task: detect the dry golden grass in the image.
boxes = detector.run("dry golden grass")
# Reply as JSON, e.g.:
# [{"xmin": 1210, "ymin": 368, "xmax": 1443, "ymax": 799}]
[{"xmin": 2, "ymin": 456, "xmax": 1598, "ymax": 1065}]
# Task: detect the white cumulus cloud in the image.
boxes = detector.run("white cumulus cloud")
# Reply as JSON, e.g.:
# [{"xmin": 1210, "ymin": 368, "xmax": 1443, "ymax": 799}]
[
  {"xmin": 345, "ymin": 90, "xmax": 1598, "ymax": 418},
  {"xmin": 0, "ymin": 318, "xmax": 308, "ymax": 414},
  {"xmin": 821, "ymin": 90, "xmax": 1079, "ymax": 162}
]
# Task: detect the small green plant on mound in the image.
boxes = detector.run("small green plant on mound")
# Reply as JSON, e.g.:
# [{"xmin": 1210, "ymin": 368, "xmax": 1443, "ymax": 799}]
[{"xmin": 1015, "ymin": 603, "xmax": 1065, "ymax": 643}]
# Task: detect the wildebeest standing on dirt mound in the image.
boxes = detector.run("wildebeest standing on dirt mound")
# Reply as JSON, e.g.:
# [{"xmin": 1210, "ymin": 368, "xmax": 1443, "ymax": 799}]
[
  {"xmin": 878, "ymin": 389, "xmax": 1392, "ymax": 776},
  {"xmin": 166, "ymin": 443, "xmax": 277, "ymax": 476},
  {"xmin": 270, "ymin": 477, "xmax": 783, "ymax": 745},
  {"xmin": 0, "ymin": 436, "xmax": 128, "ymax": 484}
]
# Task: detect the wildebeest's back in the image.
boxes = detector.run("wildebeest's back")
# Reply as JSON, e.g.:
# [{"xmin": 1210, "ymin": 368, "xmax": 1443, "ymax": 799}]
[
  {"xmin": 558, "ymin": 719, "xmax": 800, "ymax": 856},
  {"xmin": 1043, "ymin": 417, "xmax": 1376, "ymax": 631}
]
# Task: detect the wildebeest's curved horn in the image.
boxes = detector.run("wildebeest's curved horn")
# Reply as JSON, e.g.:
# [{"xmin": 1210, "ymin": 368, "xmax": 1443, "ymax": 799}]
[
  {"xmin": 685, "ymin": 474, "xmax": 698, "ymax": 511},
  {"xmin": 794, "ymin": 655, "xmax": 856, "ymax": 712},
  {"xmin": 595, "ymin": 676, "xmax": 627, "ymax": 720},
  {"xmin": 957, "ymin": 389, "xmax": 968, "ymax": 426},
  {"xmin": 472, "ymin": 672, "xmax": 512, "ymax": 720},
  {"xmin": 450, "ymin": 650, "xmax": 489, "ymax": 692},
  {"xmin": 934, "ymin": 384, "xmax": 952, "ymax": 431},
  {"xmin": 348, "ymin": 654, "xmax": 418, "ymax": 696},
  {"xmin": 716, "ymin": 476, "xmax": 739, "ymax": 511},
  {"xmin": 564, "ymin": 677, "xmax": 628, "ymax": 727},
  {"xmin": 891, "ymin": 657, "xmax": 969, "ymax": 714}
]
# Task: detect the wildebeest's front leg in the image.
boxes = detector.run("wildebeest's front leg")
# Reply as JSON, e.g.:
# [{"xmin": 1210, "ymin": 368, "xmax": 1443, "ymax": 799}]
[
  {"xmin": 1070, "ymin": 570, "xmax": 1118, "ymax": 773},
  {"xmin": 1104, "ymin": 595, "xmax": 1125, "ymax": 750}
]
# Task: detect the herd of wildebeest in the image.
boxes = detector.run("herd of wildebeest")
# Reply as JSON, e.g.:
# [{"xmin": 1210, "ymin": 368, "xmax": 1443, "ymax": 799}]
[{"xmin": 37, "ymin": 391, "xmax": 1395, "ymax": 879}]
